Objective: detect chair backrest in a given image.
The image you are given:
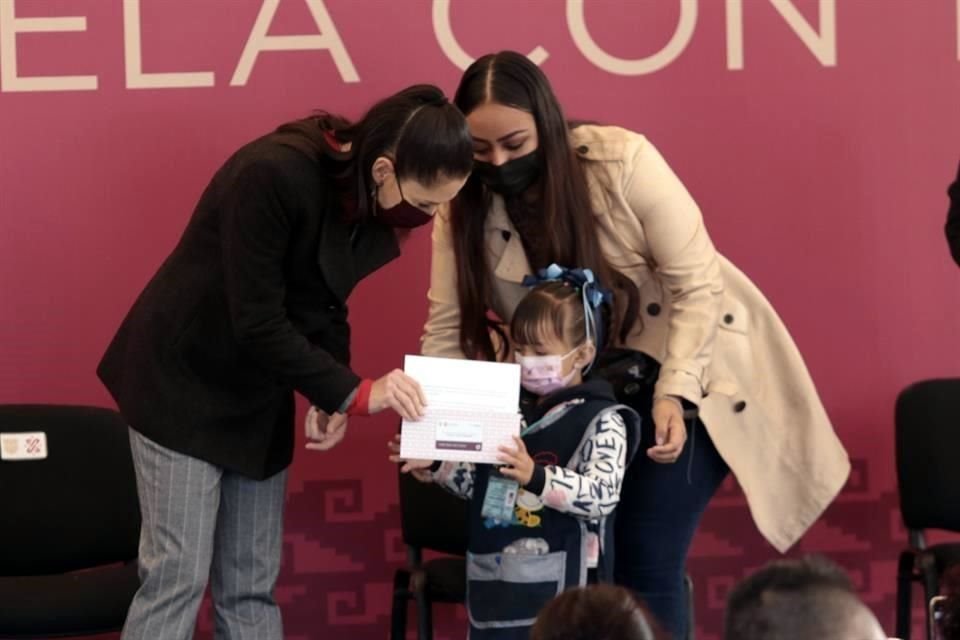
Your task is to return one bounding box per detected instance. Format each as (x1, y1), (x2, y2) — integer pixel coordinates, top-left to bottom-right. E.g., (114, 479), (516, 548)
(895, 380), (960, 533)
(0, 405), (140, 576)
(398, 466), (469, 557)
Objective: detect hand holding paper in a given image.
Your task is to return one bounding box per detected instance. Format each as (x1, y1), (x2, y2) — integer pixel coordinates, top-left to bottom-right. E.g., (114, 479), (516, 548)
(496, 435), (535, 485)
(370, 369), (427, 420)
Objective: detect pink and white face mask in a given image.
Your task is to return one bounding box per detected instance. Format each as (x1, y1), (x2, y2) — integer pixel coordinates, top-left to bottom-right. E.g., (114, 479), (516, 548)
(516, 347), (580, 396)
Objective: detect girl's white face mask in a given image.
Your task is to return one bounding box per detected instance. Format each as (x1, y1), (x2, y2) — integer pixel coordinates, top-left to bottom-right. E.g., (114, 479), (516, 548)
(515, 347), (580, 396)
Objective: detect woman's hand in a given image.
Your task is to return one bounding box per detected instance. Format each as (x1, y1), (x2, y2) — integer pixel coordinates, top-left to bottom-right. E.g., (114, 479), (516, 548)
(648, 396), (687, 463)
(497, 435), (535, 485)
(304, 407), (349, 451)
(369, 369), (427, 420)
(388, 434), (435, 482)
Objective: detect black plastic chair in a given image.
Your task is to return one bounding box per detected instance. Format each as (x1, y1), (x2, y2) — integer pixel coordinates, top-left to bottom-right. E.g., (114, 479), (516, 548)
(894, 380), (960, 640)
(0, 405), (141, 638)
(390, 466), (469, 640)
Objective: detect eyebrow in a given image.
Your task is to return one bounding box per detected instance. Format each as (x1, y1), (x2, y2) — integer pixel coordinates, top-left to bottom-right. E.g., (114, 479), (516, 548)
(400, 187), (436, 206)
(472, 129), (528, 144)
(409, 194), (439, 207)
(516, 342), (544, 349)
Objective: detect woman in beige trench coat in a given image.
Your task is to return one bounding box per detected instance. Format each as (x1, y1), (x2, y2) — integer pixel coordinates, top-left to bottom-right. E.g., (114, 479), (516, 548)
(420, 51), (849, 636)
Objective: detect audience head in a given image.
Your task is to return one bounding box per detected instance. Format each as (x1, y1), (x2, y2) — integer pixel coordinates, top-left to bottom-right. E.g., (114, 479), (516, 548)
(530, 584), (657, 640)
(939, 564), (960, 640)
(724, 555), (885, 640)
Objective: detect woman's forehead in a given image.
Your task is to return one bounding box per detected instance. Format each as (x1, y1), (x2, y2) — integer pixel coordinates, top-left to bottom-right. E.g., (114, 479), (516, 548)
(467, 103), (535, 140)
(400, 174), (467, 203)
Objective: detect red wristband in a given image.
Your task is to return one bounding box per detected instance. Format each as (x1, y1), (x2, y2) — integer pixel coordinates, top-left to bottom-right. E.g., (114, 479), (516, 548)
(346, 379), (373, 417)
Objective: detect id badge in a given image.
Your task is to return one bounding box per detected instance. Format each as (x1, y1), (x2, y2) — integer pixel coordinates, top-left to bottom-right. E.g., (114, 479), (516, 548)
(481, 470), (519, 522)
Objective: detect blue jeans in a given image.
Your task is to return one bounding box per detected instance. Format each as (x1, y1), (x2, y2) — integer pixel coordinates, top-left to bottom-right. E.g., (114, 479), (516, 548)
(614, 416), (729, 638)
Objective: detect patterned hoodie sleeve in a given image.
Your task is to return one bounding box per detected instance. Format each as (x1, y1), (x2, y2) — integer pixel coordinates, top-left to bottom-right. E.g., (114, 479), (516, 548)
(432, 461), (476, 500)
(526, 410), (628, 520)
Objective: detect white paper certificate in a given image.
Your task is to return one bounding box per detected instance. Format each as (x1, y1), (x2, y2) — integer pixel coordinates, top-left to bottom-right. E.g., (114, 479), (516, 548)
(400, 355), (521, 463)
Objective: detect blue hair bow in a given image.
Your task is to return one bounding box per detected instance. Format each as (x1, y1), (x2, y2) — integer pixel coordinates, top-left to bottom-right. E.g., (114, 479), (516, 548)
(521, 264), (613, 310)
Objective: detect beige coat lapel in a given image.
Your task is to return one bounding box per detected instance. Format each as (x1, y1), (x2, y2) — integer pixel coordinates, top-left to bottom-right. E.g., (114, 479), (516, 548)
(487, 195), (532, 285)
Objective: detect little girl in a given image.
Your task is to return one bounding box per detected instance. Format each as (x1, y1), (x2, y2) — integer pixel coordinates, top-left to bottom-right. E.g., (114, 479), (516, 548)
(392, 265), (641, 640)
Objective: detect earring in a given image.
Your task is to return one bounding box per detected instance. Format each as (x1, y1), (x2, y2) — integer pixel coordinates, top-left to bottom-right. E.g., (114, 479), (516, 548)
(370, 183), (379, 217)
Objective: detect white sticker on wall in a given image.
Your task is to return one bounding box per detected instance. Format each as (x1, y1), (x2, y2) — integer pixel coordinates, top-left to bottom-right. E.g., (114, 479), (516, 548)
(0, 432), (48, 461)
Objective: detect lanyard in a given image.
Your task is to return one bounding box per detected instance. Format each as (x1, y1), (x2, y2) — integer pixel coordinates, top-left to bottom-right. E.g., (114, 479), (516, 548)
(519, 399), (584, 437)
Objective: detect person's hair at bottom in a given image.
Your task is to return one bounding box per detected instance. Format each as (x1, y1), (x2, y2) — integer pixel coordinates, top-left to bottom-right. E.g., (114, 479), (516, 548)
(724, 554), (863, 640)
(529, 584), (658, 640)
(941, 564), (960, 640)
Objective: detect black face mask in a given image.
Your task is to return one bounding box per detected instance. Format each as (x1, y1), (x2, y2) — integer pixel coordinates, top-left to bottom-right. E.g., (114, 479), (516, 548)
(473, 151), (540, 196)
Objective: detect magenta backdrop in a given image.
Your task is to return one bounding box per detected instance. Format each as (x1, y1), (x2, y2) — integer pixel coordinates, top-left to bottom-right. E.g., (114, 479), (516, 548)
(2, 1), (959, 637)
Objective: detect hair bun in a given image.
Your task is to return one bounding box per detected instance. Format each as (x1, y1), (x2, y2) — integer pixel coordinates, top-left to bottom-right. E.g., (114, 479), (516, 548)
(423, 93), (449, 107)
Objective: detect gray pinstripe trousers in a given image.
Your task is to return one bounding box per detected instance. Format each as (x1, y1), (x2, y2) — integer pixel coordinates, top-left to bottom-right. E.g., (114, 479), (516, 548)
(122, 429), (287, 640)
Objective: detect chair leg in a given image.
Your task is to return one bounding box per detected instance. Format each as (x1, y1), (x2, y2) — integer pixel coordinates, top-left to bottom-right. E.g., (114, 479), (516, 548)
(424, 598), (435, 640)
(415, 590), (434, 640)
(391, 569), (411, 640)
(897, 550), (916, 640)
(685, 573), (695, 640)
(919, 553), (940, 640)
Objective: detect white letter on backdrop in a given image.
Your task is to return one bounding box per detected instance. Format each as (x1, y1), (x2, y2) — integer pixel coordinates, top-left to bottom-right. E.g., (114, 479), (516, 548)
(0, 0), (97, 92)
(231, 0), (357, 86)
(726, 0), (836, 70)
(432, 0), (549, 70)
(566, 0), (697, 75)
(123, 0), (214, 89)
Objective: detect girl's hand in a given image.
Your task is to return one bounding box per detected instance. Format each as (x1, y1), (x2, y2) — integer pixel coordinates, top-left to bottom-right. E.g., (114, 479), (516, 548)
(497, 435), (535, 485)
(388, 434), (435, 481)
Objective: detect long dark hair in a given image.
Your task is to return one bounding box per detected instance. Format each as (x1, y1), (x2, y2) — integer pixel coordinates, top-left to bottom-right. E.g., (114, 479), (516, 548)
(278, 84), (473, 221)
(451, 52), (639, 360)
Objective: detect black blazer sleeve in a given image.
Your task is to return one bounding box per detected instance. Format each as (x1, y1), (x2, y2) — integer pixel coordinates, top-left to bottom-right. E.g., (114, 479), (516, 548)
(219, 159), (360, 414)
(947, 161), (960, 267)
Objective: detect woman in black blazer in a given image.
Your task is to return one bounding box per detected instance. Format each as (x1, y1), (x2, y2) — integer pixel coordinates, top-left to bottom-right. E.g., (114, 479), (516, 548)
(97, 85), (473, 639)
